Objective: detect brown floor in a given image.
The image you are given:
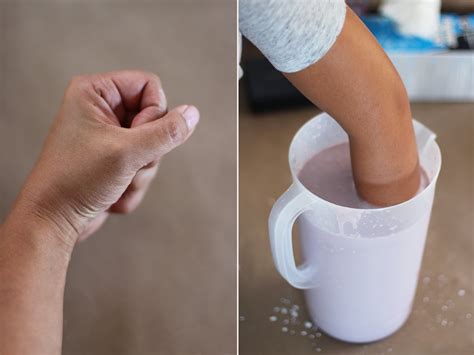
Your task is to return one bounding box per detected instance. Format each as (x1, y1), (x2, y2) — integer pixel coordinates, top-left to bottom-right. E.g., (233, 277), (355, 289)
(0, 2), (236, 355)
(239, 85), (474, 354)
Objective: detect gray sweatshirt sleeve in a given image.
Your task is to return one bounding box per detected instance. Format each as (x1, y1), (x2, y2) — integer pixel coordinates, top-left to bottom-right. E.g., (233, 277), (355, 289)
(239, 0), (347, 73)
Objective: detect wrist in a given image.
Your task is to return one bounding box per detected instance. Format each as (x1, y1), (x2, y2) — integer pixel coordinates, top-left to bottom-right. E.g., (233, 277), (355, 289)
(349, 125), (421, 206)
(3, 198), (77, 260)
(353, 160), (421, 206)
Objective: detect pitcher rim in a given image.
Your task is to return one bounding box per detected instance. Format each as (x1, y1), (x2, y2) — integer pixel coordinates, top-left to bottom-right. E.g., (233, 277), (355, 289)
(288, 112), (442, 213)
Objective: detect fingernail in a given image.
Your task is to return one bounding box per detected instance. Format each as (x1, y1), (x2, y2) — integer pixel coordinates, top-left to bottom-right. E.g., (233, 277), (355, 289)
(182, 105), (199, 130)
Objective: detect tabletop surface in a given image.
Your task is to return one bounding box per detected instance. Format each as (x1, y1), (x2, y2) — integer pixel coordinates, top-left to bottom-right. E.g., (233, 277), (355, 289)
(239, 87), (474, 355)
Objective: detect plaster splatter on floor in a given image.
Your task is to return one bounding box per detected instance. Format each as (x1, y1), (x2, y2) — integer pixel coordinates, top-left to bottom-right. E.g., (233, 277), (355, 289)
(267, 297), (325, 352)
(417, 273), (473, 331)
(259, 274), (472, 354)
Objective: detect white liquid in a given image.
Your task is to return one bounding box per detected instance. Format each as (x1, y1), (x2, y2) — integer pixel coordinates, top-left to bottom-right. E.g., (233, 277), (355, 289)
(298, 142), (429, 209)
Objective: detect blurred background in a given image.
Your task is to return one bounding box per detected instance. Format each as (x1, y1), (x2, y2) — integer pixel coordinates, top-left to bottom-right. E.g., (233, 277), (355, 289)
(242, 0), (473, 111)
(0, 1), (236, 354)
(239, 0), (473, 354)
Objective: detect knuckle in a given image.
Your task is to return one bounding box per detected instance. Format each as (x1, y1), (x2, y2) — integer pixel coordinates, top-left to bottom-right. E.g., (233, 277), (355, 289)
(128, 178), (140, 193)
(68, 75), (85, 89)
(163, 119), (185, 145)
(121, 202), (135, 214)
(147, 71), (161, 82)
(65, 75), (89, 99)
(112, 190), (141, 214)
(122, 205), (136, 214)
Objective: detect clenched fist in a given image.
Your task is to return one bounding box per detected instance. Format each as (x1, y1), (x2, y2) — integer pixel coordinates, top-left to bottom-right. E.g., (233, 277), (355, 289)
(11, 70), (199, 248)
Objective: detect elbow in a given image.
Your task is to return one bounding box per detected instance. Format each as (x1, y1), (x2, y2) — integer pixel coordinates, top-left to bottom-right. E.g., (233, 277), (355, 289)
(389, 75), (412, 122)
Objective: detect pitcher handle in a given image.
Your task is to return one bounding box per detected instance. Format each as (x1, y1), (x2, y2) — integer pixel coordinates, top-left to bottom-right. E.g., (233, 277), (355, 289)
(269, 184), (318, 289)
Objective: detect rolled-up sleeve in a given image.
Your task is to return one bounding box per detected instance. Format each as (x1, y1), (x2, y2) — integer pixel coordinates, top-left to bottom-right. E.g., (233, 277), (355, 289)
(239, 0), (346, 73)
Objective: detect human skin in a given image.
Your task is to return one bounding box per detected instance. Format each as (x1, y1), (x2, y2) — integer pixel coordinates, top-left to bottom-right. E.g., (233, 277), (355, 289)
(285, 7), (420, 206)
(0, 71), (199, 354)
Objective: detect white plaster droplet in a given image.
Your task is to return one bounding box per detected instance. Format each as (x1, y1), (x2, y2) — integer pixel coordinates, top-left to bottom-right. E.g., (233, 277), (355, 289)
(316, 332), (322, 338)
(422, 276), (431, 285)
(315, 348), (322, 352)
(273, 307), (280, 313)
(466, 313), (472, 319)
(301, 330), (308, 336)
(281, 326), (288, 333)
(304, 321), (313, 329)
(240, 316), (245, 321)
(458, 289), (466, 297)
(441, 319), (448, 326)
(269, 316), (277, 322)
(280, 308), (288, 315)
(282, 319), (289, 325)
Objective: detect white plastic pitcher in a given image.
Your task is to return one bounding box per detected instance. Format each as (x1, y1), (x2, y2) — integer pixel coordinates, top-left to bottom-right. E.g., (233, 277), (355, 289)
(269, 113), (441, 343)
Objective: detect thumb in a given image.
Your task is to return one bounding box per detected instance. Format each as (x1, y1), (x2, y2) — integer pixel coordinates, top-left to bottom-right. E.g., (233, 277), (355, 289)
(130, 105), (200, 160)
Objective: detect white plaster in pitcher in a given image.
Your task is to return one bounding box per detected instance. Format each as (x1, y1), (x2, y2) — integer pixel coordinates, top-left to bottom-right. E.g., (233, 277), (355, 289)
(271, 114), (442, 342)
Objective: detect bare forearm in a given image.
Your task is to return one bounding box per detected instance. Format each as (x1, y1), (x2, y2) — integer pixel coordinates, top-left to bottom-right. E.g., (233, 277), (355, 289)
(0, 203), (71, 354)
(285, 7), (419, 206)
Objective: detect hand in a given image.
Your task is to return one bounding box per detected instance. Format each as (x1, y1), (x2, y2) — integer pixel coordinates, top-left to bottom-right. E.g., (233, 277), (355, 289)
(11, 70), (199, 249)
